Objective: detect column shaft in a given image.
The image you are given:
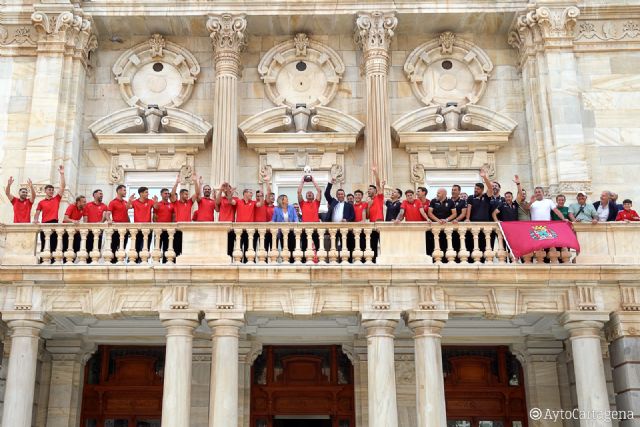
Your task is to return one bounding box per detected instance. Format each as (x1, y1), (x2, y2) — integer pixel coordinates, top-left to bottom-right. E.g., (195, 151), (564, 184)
(1, 318), (45, 427)
(161, 316), (200, 427)
(363, 319), (399, 427)
(208, 318), (243, 427)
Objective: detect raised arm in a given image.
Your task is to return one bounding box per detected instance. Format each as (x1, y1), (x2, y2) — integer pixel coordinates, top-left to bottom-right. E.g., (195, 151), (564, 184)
(479, 168), (491, 195)
(312, 176), (322, 202)
(297, 177), (305, 204)
(170, 174), (180, 203)
(324, 179), (335, 204)
(372, 165), (382, 191)
(191, 172), (200, 202)
(513, 175), (524, 203)
(127, 193), (135, 209)
(28, 178), (35, 203)
(5, 177), (14, 202)
(57, 165), (65, 197)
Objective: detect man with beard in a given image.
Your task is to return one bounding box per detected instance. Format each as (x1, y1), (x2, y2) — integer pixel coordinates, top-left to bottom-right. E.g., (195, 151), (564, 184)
(154, 185), (175, 263)
(5, 176), (36, 223)
(106, 184), (130, 263)
(492, 191), (519, 222)
(367, 166), (385, 223)
(171, 171), (200, 256)
(130, 186), (157, 263)
(197, 178), (217, 221)
(254, 175), (273, 222)
(450, 184), (467, 222)
(62, 195), (87, 258)
(514, 175), (531, 221)
(297, 176), (322, 222)
(385, 188), (403, 222)
(84, 189), (109, 262)
(463, 168), (494, 258)
(216, 182), (237, 222)
(34, 165), (66, 256)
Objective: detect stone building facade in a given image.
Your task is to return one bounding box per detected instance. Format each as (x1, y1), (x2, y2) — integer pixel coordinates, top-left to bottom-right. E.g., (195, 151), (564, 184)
(0, 1), (639, 427)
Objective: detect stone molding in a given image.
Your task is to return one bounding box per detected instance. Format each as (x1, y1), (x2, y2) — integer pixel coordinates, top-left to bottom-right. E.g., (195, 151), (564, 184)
(207, 13), (247, 76)
(0, 25), (38, 47)
(258, 33), (345, 108)
(606, 312), (640, 340)
(404, 31), (493, 107)
(112, 34), (200, 108)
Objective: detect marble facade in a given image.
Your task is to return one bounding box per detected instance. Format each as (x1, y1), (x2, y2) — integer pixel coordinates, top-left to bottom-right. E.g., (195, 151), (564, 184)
(1, 1), (640, 427)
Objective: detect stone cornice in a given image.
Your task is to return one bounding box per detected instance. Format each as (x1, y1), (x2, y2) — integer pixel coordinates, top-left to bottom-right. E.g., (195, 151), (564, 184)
(206, 13), (247, 76)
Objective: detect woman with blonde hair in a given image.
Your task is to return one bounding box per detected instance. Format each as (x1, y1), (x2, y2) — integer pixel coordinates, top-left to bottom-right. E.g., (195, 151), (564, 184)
(271, 194), (298, 223)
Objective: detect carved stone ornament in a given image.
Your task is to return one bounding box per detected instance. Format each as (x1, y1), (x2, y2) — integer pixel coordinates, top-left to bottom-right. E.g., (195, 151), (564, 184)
(258, 33), (345, 108)
(112, 34), (200, 108)
(404, 31), (493, 107)
(354, 11), (398, 53)
(576, 20), (640, 43)
(0, 25), (37, 46)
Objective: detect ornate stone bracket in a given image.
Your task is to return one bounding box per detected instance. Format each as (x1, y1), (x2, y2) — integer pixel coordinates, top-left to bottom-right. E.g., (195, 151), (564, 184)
(371, 282), (390, 310)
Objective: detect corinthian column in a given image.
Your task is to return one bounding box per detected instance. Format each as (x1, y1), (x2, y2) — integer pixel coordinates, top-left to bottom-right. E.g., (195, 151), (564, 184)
(355, 11), (397, 185)
(207, 14), (247, 188)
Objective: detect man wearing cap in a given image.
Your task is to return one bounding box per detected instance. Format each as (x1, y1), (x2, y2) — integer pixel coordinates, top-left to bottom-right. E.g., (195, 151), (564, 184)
(568, 192), (598, 224)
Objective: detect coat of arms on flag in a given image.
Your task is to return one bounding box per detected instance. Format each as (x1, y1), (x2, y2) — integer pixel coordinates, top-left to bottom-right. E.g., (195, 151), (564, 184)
(529, 225), (558, 241)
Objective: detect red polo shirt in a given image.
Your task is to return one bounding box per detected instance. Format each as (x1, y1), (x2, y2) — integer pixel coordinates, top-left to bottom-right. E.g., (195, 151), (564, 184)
(368, 194), (384, 222)
(401, 199), (423, 221)
(254, 203), (268, 223)
(353, 202), (367, 222)
(12, 198), (33, 223)
(84, 201), (108, 223)
(64, 204), (84, 221)
(108, 198), (129, 223)
(419, 198), (430, 218)
(218, 197), (237, 222)
(299, 200), (320, 222)
(197, 197), (215, 221)
(37, 194), (62, 223)
(616, 209), (640, 221)
(235, 199), (256, 222)
(174, 199), (193, 222)
(132, 198), (153, 223)
(155, 200), (174, 222)
(265, 205), (274, 223)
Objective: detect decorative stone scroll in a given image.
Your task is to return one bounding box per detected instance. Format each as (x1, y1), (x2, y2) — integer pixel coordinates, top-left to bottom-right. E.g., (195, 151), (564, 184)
(404, 31), (493, 107)
(112, 34), (200, 108)
(258, 33), (345, 108)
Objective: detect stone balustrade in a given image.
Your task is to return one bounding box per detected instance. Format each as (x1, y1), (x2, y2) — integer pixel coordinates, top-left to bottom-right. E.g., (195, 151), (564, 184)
(0, 222), (639, 267)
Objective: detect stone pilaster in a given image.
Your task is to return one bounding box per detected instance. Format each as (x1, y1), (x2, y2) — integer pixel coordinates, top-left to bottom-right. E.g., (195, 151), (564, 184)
(512, 338), (565, 427)
(24, 5), (96, 197)
(0, 311), (45, 427)
(160, 311), (201, 427)
(207, 13), (247, 188)
(560, 311), (613, 427)
(508, 4), (591, 197)
(606, 312), (640, 426)
(206, 310), (245, 427)
(361, 311), (400, 427)
(404, 310), (448, 427)
(355, 11), (397, 185)
(45, 339), (97, 427)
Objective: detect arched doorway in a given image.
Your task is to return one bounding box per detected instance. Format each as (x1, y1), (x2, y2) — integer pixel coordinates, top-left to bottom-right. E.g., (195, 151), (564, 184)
(444, 346), (528, 427)
(250, 345), (355, 427)
(80, 346), (164, 427)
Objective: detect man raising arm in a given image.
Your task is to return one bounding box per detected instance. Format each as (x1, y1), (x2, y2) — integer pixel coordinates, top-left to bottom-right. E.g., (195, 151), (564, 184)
(6, 176), (36, 223)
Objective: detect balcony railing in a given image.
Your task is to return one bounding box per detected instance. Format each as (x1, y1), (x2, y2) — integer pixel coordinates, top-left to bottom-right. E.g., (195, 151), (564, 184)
(3, 222), (637, 267)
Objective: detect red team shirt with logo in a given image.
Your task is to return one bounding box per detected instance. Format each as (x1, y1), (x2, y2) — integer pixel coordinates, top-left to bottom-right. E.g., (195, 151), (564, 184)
(353, 202), (367, 222)
(218, 197), (238, 221)
(368, 194), (385, 222)
(132, 199), (153, 222)
(37, 194), (62, 223)
(84, 201), (108, 223)
(174, 199), (194, 222)
(12, 198), (33, 223)
(197, 198), (216, 221)
(64, 204), (84, 221)
(401, 199), (423, 221)
(155, 200), (174, 222)
(235, 199), (257, 222)
(265, 205), (274, 222)
(299, 200), (320, 222)
(108, 198), (130, 223)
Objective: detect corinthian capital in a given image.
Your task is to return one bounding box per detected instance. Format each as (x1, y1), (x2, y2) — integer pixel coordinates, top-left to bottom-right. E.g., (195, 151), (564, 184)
(207, 13), (247, 54)
(354, 11), (397, 53)
(535, 6), (580, 43)
(508, 5), (579, 57)
(31, 10), (82, 38)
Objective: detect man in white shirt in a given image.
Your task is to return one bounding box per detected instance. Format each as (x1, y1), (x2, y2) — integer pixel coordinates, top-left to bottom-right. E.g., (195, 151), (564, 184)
(529, 186), (567, 221)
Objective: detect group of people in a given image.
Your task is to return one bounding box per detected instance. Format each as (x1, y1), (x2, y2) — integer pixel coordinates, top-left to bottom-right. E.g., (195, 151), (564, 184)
(5, 166), (640, 228)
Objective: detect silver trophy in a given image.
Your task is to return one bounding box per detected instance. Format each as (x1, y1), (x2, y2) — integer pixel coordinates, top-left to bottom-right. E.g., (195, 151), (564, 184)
(303, 165), (313, 182)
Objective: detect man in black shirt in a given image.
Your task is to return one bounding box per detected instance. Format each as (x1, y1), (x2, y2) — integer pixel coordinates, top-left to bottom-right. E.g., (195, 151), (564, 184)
(492, 191), (519, 222)
(428, 188), (457, 223)
(451, 184), (467, 221)
(385, 188), (403, 221)
(463, 169), (494, 257)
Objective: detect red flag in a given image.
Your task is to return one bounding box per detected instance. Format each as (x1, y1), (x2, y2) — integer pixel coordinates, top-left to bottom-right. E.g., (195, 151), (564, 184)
(498, 221), (580, 258)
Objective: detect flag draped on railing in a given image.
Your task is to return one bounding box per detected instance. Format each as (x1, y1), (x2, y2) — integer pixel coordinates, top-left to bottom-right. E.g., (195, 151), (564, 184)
(498, 221), (580, 258)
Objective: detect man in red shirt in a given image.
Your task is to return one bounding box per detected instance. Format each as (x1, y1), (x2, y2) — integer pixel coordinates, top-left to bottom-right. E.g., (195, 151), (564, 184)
(215, 182), (238, 222)
(5, 176), (36, 223)
(416, 186), (431, 221)
(84, 189), (109, 262)
(616, 199), (640, 222)
(254, 175), (273, 222)
(235, 189), (263, 222)
(367, 166), (385, 222)
(62, 195), (86, 256)
(34, 165), (65, 255)
(170, 172), (200, 257)
(395, 190), (423, 222)
(297, 176), (321, 222)
(130, 186), (156, 262)
(154, 186), (175, 262)
(106, 184), (130, 263)
(196, 178), (216, 221)
(353, 190), (368, 222)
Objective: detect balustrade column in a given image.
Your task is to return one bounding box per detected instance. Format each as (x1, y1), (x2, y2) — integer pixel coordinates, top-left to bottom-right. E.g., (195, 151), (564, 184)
(1, 312), (45, 427)
(362, 313), (400, 427)
(355, 12), (397, 184)
(207, 312), (245, 427)
(160, 311), (201, 427)
(207, 14), (247, 187)
(560, 312), (612, 427)
(405, 310), (448, 427)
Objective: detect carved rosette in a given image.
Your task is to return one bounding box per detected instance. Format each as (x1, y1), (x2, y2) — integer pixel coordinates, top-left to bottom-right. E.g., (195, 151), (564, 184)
(258, 33), (345, 108)
(207, 13), (247, 76)
(354, 11), (397, 75)
(404, 32), (493, 107)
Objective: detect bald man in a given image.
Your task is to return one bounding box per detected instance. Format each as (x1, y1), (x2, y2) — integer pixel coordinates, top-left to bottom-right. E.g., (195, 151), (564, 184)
(428, 188), (457, 224)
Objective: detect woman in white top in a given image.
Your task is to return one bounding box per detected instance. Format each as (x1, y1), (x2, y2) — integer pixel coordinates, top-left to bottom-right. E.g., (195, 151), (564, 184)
(529, 187), (568, 221)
